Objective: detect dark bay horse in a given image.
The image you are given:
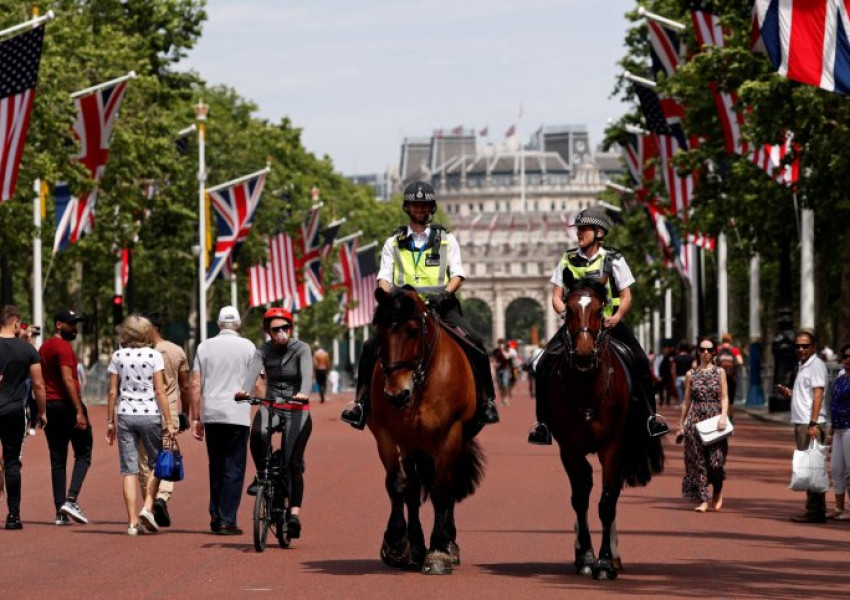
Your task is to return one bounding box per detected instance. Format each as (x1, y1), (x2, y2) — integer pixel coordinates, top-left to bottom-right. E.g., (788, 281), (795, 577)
(541, 278), (664, 580)
(367, 287), (485, 575)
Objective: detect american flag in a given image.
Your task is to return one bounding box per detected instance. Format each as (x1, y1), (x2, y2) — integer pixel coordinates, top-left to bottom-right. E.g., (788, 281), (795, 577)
(54, 78), (130, 250)
(205, 170), (267, 289)
(624, 131), (658, 187)
(752, 0), (850, 93)
(644, 198), (689, 281)
(647, 18), (683, 78)
(686, 231), (717, 251)
(338, 240), (378, 329)
(0, 25), (44, 202)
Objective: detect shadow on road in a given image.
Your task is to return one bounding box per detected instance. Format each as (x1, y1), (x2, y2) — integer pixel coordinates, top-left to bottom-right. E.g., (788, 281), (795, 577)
(302, 559), (389, 576)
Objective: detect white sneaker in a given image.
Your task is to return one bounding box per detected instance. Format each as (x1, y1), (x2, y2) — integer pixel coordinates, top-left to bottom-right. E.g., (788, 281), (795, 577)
(138, 509), (159, 533)
(60, 501), (88, 524)
(127, 525), (147, 535)
(27, 428), (36, 436)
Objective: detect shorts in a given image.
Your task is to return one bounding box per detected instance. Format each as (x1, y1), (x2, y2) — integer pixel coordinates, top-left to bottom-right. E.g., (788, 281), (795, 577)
(117, 415), (163, 476)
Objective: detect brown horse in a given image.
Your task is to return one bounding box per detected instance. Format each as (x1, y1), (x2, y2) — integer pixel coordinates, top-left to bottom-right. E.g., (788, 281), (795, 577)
(367, 286), (485, 575)
(541, 278), (664, 580)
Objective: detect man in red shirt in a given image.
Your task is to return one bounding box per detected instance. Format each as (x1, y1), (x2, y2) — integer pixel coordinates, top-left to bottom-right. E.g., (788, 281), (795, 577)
(39, 309), (92, 526)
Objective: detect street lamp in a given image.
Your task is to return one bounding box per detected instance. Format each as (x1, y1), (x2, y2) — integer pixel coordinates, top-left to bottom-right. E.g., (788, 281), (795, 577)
(195, 100), (208, 344)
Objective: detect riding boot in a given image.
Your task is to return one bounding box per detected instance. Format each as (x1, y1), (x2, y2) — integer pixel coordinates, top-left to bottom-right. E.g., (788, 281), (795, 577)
(471, 350), (499, 425)
(341, 338), (379, 430)
(635, 370), (670, 437)
(528, 352), (553, 445)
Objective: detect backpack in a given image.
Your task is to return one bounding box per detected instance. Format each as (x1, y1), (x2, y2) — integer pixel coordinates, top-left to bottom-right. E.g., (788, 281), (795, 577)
(718, 346), (737, 381)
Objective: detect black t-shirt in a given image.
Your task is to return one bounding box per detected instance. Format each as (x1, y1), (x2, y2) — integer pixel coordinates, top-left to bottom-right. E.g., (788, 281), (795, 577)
(0, 337), (40, 416)
(674, 353), (694, 377)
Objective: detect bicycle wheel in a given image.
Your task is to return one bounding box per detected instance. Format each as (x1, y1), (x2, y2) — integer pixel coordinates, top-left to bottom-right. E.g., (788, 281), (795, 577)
(253, 484), (271, 552)
(275, 512), (291, 548)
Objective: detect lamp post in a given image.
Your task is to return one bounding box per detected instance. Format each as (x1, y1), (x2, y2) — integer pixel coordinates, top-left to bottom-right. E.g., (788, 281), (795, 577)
(195, 100), (208, 344)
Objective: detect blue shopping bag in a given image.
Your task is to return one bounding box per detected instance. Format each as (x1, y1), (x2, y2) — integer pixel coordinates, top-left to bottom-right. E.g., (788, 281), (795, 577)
(154, 439), (184, 482)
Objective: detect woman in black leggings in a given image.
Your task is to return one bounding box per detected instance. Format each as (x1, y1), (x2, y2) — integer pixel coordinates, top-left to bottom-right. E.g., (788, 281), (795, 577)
(236, 307), (312, 539)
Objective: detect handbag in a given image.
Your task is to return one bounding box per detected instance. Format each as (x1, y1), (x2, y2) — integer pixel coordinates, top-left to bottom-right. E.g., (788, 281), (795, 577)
(695, 415), (734, 445)
(154, 438), (184, 482)
(789, 439), (829, 493)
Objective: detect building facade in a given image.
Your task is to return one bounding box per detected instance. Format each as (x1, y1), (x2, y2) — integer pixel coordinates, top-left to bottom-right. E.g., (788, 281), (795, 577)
(398, 126), (622, 345)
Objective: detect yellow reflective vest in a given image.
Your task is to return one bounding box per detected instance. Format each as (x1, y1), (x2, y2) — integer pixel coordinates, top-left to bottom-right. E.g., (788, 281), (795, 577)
(390, 227), (450, 295)
(560, 247), (620, 318)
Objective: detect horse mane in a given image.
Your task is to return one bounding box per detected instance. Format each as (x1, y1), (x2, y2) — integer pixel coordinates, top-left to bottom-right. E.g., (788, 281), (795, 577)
(372, 286), (425, 328)
(567, 278), (609, 304)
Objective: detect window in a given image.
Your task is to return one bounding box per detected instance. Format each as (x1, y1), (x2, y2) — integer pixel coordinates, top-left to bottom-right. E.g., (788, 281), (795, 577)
(495, 202), (500, 211)
(521, 263), (527, 275)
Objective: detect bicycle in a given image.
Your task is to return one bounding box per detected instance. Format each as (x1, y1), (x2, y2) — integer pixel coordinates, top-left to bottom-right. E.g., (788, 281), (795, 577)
(238, 396), (292, 552)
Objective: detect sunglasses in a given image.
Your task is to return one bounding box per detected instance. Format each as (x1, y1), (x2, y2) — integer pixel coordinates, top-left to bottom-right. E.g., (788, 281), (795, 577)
(698, 347), (714, 353)
(794, 343), (812, 349)
(270, 325), (291, 334)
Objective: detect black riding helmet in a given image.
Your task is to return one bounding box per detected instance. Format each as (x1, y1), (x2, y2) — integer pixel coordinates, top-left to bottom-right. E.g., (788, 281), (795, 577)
(573, 206), (612, 240)
(403, 180), (438, 223)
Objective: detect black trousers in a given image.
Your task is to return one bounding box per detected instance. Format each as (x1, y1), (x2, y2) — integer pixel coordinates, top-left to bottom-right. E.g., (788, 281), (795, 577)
(250, 408), (312, 507)
(535, 321), (656, 423)
(205, 423), (250, 527)
(44, 401), (93, 511)
(0, 409), (26, 516)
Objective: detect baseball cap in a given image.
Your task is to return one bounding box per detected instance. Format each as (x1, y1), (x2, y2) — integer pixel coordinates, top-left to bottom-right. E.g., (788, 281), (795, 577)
(54, 309), (85, 324)
(217, 306), (241, 324)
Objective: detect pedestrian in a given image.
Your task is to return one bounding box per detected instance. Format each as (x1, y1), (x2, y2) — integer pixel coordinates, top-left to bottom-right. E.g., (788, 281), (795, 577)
(340, 181), (498, 429)
(104, 315), (176, 535)
(237, 307), (313, 540)
(826, 343), (850, 520)
(529, 206), (669, 445)
(659, 340), (678, 407)
(776, 329), (828, 523)
(493, 339), (512, 407)
(313, 343), (330, 403)
(39, 309), (93, 526)
(674, 341), (694, 407)
(138, 311), (190, 528)
(17, 324), (38, 436)
(0, 305), (47, 530)
(190, 306), (255, 535)
(678, 337), (729, 513)
(718, 333), (744, 417)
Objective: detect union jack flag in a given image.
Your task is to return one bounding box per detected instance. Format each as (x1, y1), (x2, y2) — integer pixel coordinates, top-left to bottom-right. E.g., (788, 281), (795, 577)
(54, 79), (130, 250)
(751, 132), (801, 186)
(687, 231), (717, 251)
(205, 169), (267, 289)
(691, 2), (727, 49)
(0, 25), (44, 202)
(647, 18), (684, 78)
(752, 0), (850, 93)
(297, 205), (325, 307)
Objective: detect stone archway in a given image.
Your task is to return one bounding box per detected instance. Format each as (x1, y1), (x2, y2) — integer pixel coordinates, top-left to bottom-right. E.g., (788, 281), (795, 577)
(505, 297), (545, 345)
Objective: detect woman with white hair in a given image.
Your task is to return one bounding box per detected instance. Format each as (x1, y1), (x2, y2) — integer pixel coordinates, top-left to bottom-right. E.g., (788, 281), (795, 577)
(105, 315), (176, 535)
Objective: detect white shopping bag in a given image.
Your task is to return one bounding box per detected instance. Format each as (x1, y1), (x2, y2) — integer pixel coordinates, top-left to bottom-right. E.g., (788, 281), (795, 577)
(789, 439), (830, 493)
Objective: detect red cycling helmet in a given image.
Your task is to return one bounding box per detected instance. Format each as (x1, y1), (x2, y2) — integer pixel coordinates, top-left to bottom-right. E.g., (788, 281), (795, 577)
(262, 307), (293, 328)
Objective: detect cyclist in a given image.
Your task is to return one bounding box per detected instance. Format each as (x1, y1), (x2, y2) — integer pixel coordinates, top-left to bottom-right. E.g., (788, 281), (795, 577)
(235, 307), (312, 539)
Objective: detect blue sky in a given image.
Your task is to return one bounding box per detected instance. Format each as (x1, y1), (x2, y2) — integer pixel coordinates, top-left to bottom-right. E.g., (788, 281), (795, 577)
(181, 0), (635, 175)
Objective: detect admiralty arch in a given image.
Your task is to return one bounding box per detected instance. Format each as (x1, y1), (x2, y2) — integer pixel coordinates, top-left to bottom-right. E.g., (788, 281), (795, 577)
(398, 125), (622, 346)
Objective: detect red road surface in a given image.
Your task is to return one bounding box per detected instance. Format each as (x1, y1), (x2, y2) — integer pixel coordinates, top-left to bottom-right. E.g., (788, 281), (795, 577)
(1, 389), (847, 599)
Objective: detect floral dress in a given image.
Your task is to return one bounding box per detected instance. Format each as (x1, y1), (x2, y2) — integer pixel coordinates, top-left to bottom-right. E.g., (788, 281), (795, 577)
(682, 366), (728, 503)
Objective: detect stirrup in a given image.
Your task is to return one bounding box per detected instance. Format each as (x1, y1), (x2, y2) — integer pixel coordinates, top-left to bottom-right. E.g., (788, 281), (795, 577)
(647, 414), (670, 437)
(527, 422), (552, 446)
(341, 402), (366, 430)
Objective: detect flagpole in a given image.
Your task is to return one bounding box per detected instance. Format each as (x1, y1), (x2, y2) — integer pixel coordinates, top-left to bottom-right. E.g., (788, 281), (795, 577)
(0, 10), (54, 39)
(519, 104), (526, 213)
(357, 241), (378, 252)
(196, 100), (208, 344)
(32, 180), (43, 342)
(623, 72), (657, 88)
(637, 6), (686, 30)
(605, 181), (635, 194)
(70, 71), (137, 99)
(333, 231), (363, 247)
(717, 232), (728, 338)
(206, 166), (271, 193)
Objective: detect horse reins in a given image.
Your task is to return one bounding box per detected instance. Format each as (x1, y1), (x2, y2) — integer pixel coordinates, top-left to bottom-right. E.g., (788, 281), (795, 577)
(562, 313), (610, 372)
(381, 311), (438, 388)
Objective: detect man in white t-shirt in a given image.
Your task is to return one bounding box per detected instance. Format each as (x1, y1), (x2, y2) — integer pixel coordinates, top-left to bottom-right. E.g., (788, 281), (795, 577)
(190, 306), (256, 535)
(777, 329), (828, 523)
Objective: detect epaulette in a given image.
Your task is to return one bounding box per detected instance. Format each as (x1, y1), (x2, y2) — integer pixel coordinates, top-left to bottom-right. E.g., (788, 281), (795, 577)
(604, 246), (622, 259)
(431, 223), (448, 233)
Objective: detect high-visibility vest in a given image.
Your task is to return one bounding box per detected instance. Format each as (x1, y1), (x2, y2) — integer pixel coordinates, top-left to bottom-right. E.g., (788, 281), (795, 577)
(560, 247), (620, 318)
(390, 227), (450, 295)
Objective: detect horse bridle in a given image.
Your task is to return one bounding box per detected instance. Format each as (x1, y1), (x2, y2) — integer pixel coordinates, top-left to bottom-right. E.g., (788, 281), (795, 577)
(562, 303), (610, 372)
(380, 311), (437, 388)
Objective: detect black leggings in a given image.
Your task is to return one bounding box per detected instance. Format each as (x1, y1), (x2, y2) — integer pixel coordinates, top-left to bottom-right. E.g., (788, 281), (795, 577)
(0, 410), (26, 516)
(250, 408), (312, 507)
(44, 401), (93, 510)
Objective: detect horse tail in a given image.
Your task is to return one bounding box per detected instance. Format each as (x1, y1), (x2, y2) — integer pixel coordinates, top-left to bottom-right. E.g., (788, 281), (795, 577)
(451, 439), (486, 502)
(620, 401), (665, 487)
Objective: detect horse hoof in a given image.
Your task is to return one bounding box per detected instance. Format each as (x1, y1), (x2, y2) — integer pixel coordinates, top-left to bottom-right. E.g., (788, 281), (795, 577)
(409, 544), (427, 569)
(447, 541), (461, 565)
(592, 558), (618, 581)
(422, 551), (453, 575)
(380, 538), (411, 569)
(574, 549), (596, 576)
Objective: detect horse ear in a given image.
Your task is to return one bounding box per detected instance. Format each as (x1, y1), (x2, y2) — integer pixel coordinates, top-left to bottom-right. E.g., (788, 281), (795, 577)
(375, 287), (389, 303)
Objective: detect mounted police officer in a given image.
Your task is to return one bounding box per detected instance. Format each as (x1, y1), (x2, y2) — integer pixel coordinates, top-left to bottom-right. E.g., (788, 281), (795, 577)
(340, 181), (499, 430)
(527, 206), (670, 445)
